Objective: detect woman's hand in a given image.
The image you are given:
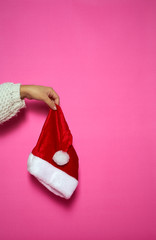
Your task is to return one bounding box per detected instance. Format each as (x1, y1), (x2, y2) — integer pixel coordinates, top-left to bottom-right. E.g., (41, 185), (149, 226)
(20, 85), (60, 110)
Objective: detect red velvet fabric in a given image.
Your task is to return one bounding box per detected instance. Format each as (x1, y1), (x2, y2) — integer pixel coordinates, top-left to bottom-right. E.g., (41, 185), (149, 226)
(32, 105), (79, 180)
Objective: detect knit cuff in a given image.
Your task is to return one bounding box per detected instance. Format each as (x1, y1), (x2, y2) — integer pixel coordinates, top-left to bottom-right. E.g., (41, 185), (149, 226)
(10, 83), (26, 109)
(0, 82), (26, 124)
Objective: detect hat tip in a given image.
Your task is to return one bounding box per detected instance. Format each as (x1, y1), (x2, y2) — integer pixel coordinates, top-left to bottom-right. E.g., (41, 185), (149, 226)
(52, 150), (70, 166)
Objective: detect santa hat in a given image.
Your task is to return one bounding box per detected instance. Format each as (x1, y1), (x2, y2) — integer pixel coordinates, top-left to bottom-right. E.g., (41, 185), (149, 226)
(27, 104), (79, 199)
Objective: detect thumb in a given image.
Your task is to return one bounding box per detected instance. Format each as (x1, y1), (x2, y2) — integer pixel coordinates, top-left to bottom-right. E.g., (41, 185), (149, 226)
(44, 97), (57, 110)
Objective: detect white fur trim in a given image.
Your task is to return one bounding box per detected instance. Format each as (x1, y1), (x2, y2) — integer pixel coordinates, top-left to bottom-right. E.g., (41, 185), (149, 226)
(52, 150), (70, 166)
(27, 153), (78, 199)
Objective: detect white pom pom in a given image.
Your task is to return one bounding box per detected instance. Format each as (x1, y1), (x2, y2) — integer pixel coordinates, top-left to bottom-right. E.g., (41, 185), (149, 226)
(52, 150), (70, 166)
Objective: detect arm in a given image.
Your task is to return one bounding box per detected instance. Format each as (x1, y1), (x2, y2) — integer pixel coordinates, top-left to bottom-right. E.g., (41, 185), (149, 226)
(0, 83), (60, 124)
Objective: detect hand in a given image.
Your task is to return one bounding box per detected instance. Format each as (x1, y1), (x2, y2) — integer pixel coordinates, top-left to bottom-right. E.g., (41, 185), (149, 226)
(20, 85), (60, 110)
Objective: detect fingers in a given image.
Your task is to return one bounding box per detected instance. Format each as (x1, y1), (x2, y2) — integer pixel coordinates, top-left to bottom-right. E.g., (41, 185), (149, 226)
(54, 97), (60, 105)
(44, 97), (57, 110)
(48, 88), (60, 106)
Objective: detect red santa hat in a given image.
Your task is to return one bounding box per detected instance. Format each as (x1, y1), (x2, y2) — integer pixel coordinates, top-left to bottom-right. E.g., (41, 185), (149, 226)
(27, 104), (79, 199)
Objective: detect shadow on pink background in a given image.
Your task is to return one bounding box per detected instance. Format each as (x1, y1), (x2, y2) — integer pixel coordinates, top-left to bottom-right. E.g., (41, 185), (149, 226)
(0, 0), (156, 239)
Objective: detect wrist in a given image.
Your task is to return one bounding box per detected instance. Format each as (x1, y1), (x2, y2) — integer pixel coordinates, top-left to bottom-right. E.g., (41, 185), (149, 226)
(20, 85), (28, 99)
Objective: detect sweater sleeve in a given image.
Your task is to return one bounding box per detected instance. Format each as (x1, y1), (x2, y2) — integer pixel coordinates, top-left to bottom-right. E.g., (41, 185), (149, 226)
(0, 82), (26, 124)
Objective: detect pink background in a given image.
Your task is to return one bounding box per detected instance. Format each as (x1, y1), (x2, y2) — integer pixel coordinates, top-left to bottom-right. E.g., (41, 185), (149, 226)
(0, 0), (156, 239)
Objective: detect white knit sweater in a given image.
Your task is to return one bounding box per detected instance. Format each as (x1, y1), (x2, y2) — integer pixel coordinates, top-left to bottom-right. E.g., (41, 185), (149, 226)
(0, 82), (26, 124)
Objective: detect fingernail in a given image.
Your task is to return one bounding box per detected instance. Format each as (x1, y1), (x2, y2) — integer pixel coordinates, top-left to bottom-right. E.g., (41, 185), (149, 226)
(53, 106), (57, 110)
